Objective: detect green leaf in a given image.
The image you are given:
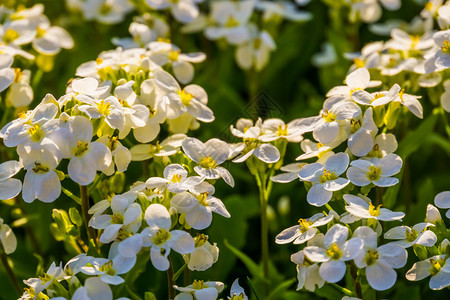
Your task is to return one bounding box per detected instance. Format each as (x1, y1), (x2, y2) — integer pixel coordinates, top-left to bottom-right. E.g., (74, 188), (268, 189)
(69, 207), (83, 227)
(397, 112), (438, 158)
(267, 278), (297, 300)
(224, 239), (262, 279)
(144, 292), (157, 300)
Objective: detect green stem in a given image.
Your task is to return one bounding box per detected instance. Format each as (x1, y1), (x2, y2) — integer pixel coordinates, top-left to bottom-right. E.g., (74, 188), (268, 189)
(350, 262), (363, 299)
(0, 250), (21, 295)
(167, 255), (175, 300)
(172, 263), (186, 282)
(61, 186), (81, 204)
(440, 108), (450, 138)
(255, 171), (269, 295)
(88, 173), (105, 193)
(329, 282), (354, 297)
(80, 185), (96, 243)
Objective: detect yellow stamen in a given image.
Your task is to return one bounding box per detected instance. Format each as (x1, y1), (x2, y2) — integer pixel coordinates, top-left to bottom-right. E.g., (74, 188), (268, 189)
(178, 89), (194, 106)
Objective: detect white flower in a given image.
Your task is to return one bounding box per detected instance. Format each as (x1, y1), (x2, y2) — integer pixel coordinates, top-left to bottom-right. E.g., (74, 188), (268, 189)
(235, 28), (276, 71)
(0, 218), (17, 254)
(130, 134), (186, 161)
(89, 194), (141, 243)
(154, 71), (214, 123)
(228, 279), (248, 299)
(149, 41), (206, 84)
(303, 224), (363, 283)
(32, 19), (74, 55)
(351, 84), (399, 107)
(256, 1), (311, 22)
(426, 204), (443, 224)
(81, 0), (134, 24)
(406, 255), (450, 290)
(97, 135), (131, 176)
(24, 262), (65, 296)
(270, 162), (305, 183)
(18, 140), (62, 203)
(275, 211), (337, 245)
(425, 29), (450, 73)
(170, 182), (231, 230)
(146, 0), (200, 23)
(184, 234), (219, 271)
(347, 154), (402, 187)
(312, 101), (361, 144)
(353, 226), (407, 291)
(67, 116), (112, 185)
(78, 95), (126, 131)
(384, 223), (437, 248)
(365, 133), (398, 158)
(146, 163), (204, 193)
(298, 153), (350, 206)
(5, 69), (33, 108)
(393, 87), (423, 119)
(296, 139), (334, 162)
(0, 160), (22, 200)
(434, 191), (450, 218)
(174, 280), (224, 300)
(182, 137), (234, 187)
(290, 249), (324, 292)
(230, 119), (281, 164)
(80, 255), (135, 285)
(260, 118), (304, 143)
(205, 0), (254, 45)
(346, 107), (378, 157)
(141, 204), (195, 271)
(326, 68), (381, 100)
(344, 194), (405, 221)
(72, 277), (113, 300)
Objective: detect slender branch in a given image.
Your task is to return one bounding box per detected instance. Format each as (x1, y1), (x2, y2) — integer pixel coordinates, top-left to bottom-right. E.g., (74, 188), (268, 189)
(329, 283), (354, 297)
(350, 262), (363, 299)
(0, 250), (21, 295)
(167, 255), (175, 299)
(80, 185), (96, 243)
(255, 171), (269, 295)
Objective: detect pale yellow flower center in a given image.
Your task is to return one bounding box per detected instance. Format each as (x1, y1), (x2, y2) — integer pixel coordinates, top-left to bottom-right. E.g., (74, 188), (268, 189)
(152, 228), (171, 245)
(32, 162), (50, 174)
(326, 243), (343, 260)
(367, 165), (382, 181)
(97, 99), (111, 116)
(321, 109), (336, 122)
(368, 203), (382, 217)
(2, 29), (19, 44)
(319, 169), (338, 183)
(199, 155), (216, 169)
(28, 124), (44, 142)
(74, 141), (89, 157)
(364, 249), (379, 266)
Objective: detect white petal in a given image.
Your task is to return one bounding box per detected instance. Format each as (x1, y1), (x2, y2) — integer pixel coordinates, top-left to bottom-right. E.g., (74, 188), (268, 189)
(0, 179), (22, 200)
(319, 260), (346, 283)
(303, 246), (329, 262)
(145, 204), (171, 230)
(307, 184), (332, 207)
(171, 230), (195, 254)
(366, 261), (397, 291)
(324, 153), (349, 175)
(347, 167), (371, 186)
(435, 191), (450, 209)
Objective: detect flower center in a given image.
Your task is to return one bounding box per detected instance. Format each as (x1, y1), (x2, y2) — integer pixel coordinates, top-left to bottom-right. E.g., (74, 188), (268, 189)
(367, 165), (381, 181)
(28, 123), (44, 142)
(199, 155), (216, 169)
(36, 26), (46, 39)
(152, 228), (171, 245)
(410, 35), (420, 48)
(2, 29), (19, 44)
(276, 124), (288, 136)
(97, 99), (111, 116)
(441, 41), (450, 54)
(32, 162), (49, 174)
(168, 50), (180, 62)
(321, 109), (336, 122)
(429, 258), (445, 276)
(99, 3), (112, 15)
(197, 192), (209, 207)
(353, 58), (365, 68)
(225, 16), (239, 27)
(364, 249), (379, 266)
(319, 169), (338, 183)
(405, 228), (418, 242)
(74, 141), (89, 157)
(171, 174), (182, 183)
(326, 243), (343, 260)
(99, 261), (116, 276)
(298, 218), (313, 233)
(194, 233), (208, 247)
(178, 89), (194, 106)
(111, 213), (124, 224)
(192, 279), (207, 290)
(368, 203), (382, 217)
(350, 119), (361, 133)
